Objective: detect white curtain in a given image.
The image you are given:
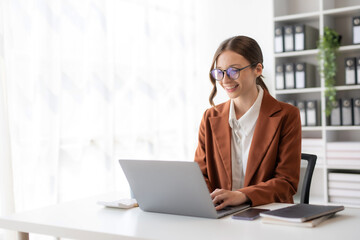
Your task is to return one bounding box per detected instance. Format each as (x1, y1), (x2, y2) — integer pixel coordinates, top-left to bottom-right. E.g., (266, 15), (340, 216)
(0, 0), (196, 239)
(0, 1), (16, 239)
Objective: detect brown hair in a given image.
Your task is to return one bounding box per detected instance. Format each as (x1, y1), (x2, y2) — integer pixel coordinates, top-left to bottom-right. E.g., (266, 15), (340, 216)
(209, 36), (268, 107)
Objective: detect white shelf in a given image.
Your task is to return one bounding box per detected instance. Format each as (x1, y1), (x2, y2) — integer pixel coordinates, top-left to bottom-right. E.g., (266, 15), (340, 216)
(275, 87), (321, 94)
(273, 0), (360, 208)
(326, 165), (360, 170)
(334, 85), (360, 91)
(326, 126), (360, 131)
(302, 126), (322, 131)
(338, 44), (360, 53)
(274, 49), (319, 58)
(323, 5), (360, 17)
(274, 12), (319, 22)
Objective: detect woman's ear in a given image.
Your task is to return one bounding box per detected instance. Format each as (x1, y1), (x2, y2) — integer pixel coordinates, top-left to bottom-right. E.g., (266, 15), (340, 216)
(256, 63), (263, 76)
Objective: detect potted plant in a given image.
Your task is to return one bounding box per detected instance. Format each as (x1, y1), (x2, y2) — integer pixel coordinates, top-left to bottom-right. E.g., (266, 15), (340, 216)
(317, 27), (341, 117)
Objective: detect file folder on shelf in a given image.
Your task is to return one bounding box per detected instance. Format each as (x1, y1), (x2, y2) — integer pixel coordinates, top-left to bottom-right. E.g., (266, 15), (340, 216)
(274, 26), (284, 53)
(354, 98), (360, 125)
(357, 57), (360, 84)
(284, 25), (294, 52)
(294, 24), (319, 51)
(296, 101), (306, 126)
(306, 100), (318, 126)
(342, 99), (354, 126)
(295, 63), (315, 88)
(330, 99), (342, 126)
(275, 64), (285, 89)
(353, 16), (360, 44)
(285, 63), (295, 89)
(345, 58), (357, 85)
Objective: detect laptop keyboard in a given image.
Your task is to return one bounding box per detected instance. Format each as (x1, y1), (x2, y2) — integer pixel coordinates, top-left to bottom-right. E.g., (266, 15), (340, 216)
(216, 206), (234, 214)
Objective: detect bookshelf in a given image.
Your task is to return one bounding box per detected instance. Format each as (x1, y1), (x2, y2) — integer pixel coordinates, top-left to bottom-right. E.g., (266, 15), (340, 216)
(273, 0), (360, 207)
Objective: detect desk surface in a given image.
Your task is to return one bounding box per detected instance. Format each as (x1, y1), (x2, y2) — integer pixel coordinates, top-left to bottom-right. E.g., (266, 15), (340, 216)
(0, 193), (359, 240)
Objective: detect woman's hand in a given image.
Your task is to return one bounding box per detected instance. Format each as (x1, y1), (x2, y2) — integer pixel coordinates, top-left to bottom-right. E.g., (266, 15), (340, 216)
(210, 189), (249, 211)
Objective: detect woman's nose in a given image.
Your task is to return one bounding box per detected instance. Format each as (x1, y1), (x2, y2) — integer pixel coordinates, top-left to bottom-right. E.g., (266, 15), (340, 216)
(222, 73), (232, 84)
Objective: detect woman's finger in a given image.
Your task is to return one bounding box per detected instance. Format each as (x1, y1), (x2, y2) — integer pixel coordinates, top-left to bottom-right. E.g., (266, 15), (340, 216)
(212, 194), (224, 204)
(210, 188), (224, 199)
(215, 201), (228, 211)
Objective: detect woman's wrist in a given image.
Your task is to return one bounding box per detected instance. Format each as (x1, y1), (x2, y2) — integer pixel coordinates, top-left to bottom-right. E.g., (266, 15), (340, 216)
(238, 191), (250, 203)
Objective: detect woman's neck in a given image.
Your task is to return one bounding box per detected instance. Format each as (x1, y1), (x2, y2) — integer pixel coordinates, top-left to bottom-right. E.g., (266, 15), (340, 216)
(233, 86), (259, 120)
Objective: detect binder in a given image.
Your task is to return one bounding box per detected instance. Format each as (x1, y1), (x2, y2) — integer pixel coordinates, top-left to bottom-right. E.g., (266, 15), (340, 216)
(296, 101), (306, 126)
(354, 98), (360, 125)
(357, 57), (360, 85)
(341, 99), (354, 126)
(275, 64), (285, 89)
(345, 58), (357, 85)
(295, 63), (315, 88)
(330, 99), (342, 126)
(284, 25), (294, 52)
(274, 26), (284, 53)
(306, 100), (318, 126)
(353, 16), (360, 44)
(294, 24), (319, 51)
(285, 63), (295, 89)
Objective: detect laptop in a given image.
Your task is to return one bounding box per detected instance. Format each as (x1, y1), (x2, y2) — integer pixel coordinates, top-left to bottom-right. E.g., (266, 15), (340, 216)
(119, 159), (250, 218)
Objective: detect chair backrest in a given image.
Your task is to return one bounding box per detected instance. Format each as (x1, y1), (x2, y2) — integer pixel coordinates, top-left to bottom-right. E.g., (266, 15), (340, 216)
(300, 153), (317, 204)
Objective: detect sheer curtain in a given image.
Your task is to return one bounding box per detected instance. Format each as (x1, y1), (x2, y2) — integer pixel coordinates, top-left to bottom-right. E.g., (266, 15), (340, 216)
(0, 0), (196, 239)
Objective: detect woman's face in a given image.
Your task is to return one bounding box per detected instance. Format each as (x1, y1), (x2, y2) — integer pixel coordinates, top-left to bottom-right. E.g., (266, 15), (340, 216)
(215, 50), (260, 100)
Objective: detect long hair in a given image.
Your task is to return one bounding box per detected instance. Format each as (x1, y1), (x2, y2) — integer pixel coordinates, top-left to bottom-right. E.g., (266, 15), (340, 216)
(209, 36), (268, 108)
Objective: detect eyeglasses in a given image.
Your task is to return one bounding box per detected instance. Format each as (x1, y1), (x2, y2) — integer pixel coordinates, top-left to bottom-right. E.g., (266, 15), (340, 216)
(210, 63), (256, 81)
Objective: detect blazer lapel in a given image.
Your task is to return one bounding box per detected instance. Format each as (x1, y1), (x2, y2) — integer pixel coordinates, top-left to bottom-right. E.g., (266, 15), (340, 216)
(209, 101), (232, 185)
(244, 91), (282, 187)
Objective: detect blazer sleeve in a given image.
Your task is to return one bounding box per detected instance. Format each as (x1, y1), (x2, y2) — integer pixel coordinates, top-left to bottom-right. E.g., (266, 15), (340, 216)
(240, 106), (302, 206)
(194, 110), (213, 192)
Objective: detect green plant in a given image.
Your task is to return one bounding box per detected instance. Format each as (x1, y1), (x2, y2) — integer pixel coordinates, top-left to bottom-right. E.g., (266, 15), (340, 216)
(317, 27), (341, 117)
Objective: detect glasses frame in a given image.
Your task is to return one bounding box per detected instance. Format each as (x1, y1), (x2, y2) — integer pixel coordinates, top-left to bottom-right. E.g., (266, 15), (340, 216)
(210, 63), (257, 81)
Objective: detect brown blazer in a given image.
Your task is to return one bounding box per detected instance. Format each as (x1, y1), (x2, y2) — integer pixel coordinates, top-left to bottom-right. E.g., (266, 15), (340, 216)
(194, 89), (301, 206)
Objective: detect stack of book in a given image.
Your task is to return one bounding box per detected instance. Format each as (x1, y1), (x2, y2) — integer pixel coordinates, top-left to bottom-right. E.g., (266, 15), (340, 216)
(302, 138), (323, 165)
(326, 142), (360, 166)
(260, 204), (344, 228)
(328, 171), (360, 206)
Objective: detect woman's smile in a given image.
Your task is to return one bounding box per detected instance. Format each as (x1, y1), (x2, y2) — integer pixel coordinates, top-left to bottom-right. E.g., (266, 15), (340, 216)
(224, 84), (239, 92)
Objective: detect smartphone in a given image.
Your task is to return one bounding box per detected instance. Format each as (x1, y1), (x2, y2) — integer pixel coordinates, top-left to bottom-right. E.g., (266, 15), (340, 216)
(231, 208), (269, 220)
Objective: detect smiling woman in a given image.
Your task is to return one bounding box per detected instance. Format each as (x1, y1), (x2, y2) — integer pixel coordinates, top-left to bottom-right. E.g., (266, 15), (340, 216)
(195, 35), (302, 211)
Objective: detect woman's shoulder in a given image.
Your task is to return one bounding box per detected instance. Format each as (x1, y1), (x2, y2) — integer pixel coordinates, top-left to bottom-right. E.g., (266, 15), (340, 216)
(202, 100), (230, 118)
(262, 90), (299, 116)
(274, 99), (300, 124)
(278, 101), (299, 113)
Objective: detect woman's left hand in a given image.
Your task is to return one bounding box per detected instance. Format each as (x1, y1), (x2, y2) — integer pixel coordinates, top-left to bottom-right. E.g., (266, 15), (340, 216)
(210, 189), (249, 210)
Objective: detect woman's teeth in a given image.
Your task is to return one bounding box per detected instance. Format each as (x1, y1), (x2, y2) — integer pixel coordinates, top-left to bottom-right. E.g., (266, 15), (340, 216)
(226, 85), (238, 90)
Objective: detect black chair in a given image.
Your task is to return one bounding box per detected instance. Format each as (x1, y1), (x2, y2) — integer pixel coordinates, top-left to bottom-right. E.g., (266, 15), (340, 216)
(300, 153), (317, 204)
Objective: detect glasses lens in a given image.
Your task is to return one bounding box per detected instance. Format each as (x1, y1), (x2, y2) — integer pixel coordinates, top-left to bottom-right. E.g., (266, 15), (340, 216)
(227, 67), (240, 80)
(211, 69), (223, 81)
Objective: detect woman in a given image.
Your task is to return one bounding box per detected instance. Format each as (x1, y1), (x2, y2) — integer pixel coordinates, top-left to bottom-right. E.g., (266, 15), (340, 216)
(194, 36), (301, 210)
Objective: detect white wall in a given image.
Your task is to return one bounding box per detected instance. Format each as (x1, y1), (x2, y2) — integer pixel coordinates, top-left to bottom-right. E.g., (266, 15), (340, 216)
(186, 0), (274, 160)
(194, 0), (274, 112)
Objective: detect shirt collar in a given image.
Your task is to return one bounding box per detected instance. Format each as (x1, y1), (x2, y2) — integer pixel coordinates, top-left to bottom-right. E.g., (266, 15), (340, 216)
(228, 86), (264, 136)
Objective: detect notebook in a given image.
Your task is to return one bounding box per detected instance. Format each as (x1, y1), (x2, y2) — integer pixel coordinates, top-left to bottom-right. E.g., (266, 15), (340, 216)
(119, 159), (250, 219)
(259, 204), (344, 223)
(261, 213), (335, 228)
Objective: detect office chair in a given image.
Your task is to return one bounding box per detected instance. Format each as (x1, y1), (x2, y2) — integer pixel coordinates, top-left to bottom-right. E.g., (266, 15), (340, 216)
(300, 153), (317, 204)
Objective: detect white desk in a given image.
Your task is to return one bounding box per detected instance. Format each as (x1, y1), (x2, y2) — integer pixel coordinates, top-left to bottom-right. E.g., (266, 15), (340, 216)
(0, 193), (359, 240)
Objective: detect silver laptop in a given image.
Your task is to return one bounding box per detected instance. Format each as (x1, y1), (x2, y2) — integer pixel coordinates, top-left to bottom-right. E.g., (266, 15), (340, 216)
(119, 159), (250, 218)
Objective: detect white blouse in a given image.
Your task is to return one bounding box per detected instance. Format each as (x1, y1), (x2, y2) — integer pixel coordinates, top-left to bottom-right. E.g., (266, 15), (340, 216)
(229, 86), (264, 190)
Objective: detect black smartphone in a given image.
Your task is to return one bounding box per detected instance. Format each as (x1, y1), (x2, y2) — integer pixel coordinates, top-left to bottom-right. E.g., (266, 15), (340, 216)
(231, 208), (270, 220)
